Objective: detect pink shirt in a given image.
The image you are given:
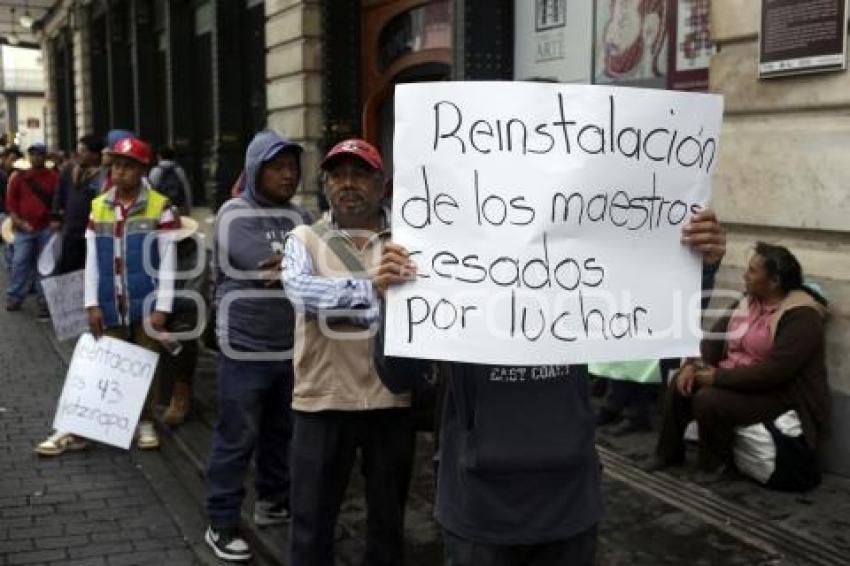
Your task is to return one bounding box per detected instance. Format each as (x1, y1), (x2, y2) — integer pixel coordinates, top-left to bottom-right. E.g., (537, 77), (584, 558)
(719, 300), (778, 370)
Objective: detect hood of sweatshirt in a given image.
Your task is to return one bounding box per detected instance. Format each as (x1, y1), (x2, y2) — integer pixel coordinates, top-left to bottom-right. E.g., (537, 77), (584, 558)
(242, 129), (303, 208)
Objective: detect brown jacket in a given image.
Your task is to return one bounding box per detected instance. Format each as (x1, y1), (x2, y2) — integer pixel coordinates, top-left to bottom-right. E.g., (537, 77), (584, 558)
(288, 222), (410, 412)
(702, 290), (830, 449)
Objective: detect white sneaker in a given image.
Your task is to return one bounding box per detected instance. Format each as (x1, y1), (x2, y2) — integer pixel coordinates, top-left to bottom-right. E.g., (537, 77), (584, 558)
(205, 525), (252, 562)
(136, 421), (160, 450)
(34, 431), (88, 456)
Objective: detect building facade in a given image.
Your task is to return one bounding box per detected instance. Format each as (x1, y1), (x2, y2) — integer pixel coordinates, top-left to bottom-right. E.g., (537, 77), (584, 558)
(35, 0), (850, 475)
(0, 45), (46, 147)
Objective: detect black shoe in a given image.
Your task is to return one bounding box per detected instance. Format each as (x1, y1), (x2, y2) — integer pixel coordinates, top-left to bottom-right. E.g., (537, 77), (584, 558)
(693, 464), (737, 484)
(5, 299), (21, 312)
(254, 500), (290, 526)
(36, 304), (51, 322)
(643, 455), (684, 473)
(610, 417), (652, 437)
(205, 526), (252, 562)
(596, 407), (622, 427)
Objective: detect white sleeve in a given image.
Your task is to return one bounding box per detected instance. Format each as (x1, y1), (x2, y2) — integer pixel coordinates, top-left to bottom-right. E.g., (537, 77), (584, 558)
(154, 232), (176, 313)
(84, 228), (99, 308)
(148, 166), (162, 188)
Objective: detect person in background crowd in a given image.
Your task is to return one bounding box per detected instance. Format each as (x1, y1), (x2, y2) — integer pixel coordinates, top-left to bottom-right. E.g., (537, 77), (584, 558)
(51, 134), (106, 274)
(98, 129), (136, 192)
(229, 170), (245, 199)
(650, 242), (830, 480)
(159, 216), (204, 428)
(593, 360), (663, 435)
(0, 145), (23, 268)
(149, 146), (193, 215)
(282, 138), (413, 566)
(5, 143), (60, 320)
(204, 130), (311, 563)
(373, 209), (726, 566)
(34, 136), (178, 456)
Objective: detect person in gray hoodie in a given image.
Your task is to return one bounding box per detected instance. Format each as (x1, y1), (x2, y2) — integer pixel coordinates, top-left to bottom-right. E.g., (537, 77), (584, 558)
(205, 130), (311, 563)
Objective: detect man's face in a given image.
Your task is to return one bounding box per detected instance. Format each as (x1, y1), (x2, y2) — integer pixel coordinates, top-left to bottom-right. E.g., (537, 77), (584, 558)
(77, 143), (99, 167)
(324, 155), (384, 220)
(28, 152), (46, 169)
(257, 150), (299, 205)
(111, 156), (145, 192)
(3, 153), (18, 171)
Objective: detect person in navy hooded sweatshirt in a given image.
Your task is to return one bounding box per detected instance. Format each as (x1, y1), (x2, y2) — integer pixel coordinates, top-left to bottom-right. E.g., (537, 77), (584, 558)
(204, 130), (312, 562)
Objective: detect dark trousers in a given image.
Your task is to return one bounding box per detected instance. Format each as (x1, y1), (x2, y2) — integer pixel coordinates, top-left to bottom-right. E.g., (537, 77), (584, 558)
(289, 409), (415, 566)
(656, 381), (789, 469)
(57, 233), (86, 274)
(442, 524), (598, 566)
(206, 354), (294, 528)
(603, 380), (659, 420)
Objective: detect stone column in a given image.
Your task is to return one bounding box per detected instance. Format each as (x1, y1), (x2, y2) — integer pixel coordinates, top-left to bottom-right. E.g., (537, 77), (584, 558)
(265, 0), (323, 213)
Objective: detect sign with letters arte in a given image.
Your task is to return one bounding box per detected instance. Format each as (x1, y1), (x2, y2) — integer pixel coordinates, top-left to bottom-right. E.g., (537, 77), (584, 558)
(41, 270), (88, 342)
(386, 82), (723, 365)
(53, 334), (159, 449)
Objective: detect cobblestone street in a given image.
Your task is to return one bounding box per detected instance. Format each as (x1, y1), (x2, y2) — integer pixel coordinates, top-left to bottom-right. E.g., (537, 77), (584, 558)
(0, 281), (195, 565)
(2, 263), (850, 565)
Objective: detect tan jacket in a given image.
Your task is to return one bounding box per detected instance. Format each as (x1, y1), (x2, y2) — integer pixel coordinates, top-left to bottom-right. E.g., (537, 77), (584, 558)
(288, 222), (411, 412)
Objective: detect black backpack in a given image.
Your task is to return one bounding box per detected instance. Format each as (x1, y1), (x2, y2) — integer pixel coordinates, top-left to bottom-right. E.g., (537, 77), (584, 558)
(764, 420), (821, 492)
(155, 165), (186, 209)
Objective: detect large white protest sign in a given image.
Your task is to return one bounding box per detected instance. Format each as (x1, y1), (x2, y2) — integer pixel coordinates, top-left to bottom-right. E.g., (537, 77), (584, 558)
(386, 82), (723, 365)
(41, 270), (88, 341)
(53, 334), (159, 449)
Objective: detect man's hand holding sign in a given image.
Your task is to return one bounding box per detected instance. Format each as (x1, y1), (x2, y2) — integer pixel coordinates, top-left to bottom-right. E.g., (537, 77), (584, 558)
(382, 82), (725, 365)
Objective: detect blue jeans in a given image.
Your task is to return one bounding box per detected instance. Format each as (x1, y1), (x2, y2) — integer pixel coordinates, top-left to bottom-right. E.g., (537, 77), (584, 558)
(6, 227), (50, 305)
(206, 354), (294, 528)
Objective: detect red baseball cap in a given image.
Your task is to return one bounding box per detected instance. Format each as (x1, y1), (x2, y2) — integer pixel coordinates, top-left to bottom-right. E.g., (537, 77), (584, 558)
(108, 137), (152, 166)
(321, 138), (383, 173)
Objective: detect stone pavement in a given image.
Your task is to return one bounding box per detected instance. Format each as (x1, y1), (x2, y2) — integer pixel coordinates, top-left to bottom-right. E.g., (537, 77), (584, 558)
(0, 272), (195, 566)
(3, 256), (850, 565)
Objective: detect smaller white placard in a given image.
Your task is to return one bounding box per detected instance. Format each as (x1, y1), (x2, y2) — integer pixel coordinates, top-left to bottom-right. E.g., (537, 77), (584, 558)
(53, 334), (159, 449)
(41, 270), (88, 341)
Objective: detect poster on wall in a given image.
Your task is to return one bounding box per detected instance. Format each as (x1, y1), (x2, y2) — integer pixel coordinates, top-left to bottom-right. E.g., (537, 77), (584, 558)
(668, 0), (713, 91)
(759, 0), (848, 78)
(593, 0), (670, 88)
(515, 0), (594, 83)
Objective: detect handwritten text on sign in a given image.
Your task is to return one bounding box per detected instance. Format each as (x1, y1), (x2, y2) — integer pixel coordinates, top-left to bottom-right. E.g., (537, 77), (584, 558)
(385, 82), (723, 365)
(41, 270), (88, 342)
(53, 334), (159, 449)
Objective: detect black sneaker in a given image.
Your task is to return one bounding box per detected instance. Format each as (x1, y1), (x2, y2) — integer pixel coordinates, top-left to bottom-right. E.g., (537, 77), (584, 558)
(36, 303), (51, 322)
(254, 500), (291, 526)
(205, 525), (252, 562)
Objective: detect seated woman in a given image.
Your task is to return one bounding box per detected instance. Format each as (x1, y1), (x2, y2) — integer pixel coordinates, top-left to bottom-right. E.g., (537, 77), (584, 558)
(652, 242), (829, 476)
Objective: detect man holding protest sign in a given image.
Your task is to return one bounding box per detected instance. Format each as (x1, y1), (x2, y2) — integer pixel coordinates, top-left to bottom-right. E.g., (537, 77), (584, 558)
(282, 139), (414, 566)
(370, 82), (726, 565)
(35, 136), (178, 456)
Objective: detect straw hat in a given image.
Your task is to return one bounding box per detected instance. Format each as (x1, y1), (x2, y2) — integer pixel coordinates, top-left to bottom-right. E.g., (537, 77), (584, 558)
(1, 216), (14, 244)
(175, 216), (199, 241)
